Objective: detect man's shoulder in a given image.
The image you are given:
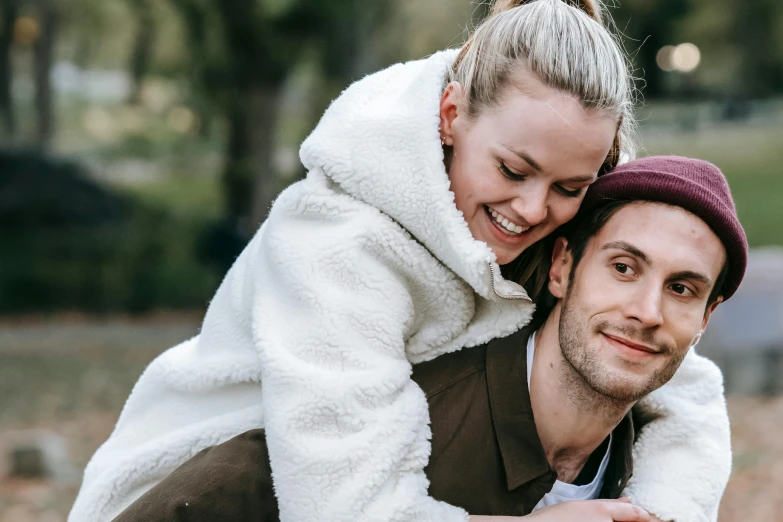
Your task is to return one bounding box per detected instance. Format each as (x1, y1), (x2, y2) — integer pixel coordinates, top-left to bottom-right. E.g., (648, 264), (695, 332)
(412, 344), (488, 398)
(411, 327), (534, 398)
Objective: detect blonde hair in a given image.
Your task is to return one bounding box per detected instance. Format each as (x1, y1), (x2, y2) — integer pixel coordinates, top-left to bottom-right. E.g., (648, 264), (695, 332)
(451, 0), (636, 170)
(449, 0), (637, 299)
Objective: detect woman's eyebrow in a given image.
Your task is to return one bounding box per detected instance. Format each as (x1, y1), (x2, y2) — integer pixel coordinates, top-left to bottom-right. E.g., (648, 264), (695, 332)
(561, 174), (596, 183)
(501, 144), (543, 172)
(500, 144), (596, 182)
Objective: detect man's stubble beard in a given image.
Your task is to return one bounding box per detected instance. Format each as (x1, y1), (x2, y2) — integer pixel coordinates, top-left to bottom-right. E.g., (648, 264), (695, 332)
(557, 282), (687, 408)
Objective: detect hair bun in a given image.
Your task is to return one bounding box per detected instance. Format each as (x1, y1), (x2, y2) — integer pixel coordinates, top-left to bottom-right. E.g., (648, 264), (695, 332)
(490, 0), (603, 24)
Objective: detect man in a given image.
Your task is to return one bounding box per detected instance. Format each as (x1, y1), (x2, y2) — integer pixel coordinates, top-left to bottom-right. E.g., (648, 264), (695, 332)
(112, 156), (746, 522)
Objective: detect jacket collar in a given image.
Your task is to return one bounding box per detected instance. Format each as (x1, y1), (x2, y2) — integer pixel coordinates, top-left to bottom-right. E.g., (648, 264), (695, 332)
(486, 327), (551, 490)
(486, 327), (635, 493)
(601, 411), (635, 498)
(299, 51), (529, 302)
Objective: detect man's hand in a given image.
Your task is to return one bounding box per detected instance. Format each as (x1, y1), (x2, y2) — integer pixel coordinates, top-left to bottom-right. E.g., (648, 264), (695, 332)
(468, 498), (651, 522)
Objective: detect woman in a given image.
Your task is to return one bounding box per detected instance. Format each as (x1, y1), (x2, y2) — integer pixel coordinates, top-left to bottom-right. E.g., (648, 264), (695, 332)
(69, 1), (729, 521)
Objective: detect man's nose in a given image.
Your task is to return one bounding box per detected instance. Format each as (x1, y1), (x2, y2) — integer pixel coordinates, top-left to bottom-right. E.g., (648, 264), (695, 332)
(623, 284), (664, 328)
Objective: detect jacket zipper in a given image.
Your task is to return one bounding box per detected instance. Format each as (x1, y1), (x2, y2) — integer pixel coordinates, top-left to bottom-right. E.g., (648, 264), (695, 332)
(488, 262), (533, 302)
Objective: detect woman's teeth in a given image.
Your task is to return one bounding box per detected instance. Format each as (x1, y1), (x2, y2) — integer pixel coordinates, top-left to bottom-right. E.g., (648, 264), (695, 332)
(488, 207), (529, 235)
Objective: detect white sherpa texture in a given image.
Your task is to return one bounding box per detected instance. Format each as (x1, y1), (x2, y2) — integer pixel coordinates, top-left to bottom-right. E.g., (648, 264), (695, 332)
(626, 349), (732, 522)
(69, 51), (730, 522)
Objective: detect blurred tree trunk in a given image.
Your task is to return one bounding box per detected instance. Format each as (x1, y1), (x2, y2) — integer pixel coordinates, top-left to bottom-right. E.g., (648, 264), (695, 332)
(292, 1), (392, 181)
(213, 0), (290, 231)
(34, 0), (58, 149)
(734, 0), (783, 97)
(224, 86), (283, 229)
(0, 0), (16, 137)
(127, 0), (156, 105)
(170, 0), (389, 234)
(168, 0), (214, 136)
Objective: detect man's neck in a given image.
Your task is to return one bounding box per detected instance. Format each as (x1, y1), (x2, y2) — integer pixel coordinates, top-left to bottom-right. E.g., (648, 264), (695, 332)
(529, 313), (632, 483)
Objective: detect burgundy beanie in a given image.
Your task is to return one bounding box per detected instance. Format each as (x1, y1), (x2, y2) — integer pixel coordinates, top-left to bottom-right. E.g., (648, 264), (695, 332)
(578, 155), (748, 300)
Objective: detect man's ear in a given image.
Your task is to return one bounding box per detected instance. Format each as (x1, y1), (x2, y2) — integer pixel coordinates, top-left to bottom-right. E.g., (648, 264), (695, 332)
(694, 296), (723, 347)
(548, 237), (572, 299)
(439, 82), (463, 147)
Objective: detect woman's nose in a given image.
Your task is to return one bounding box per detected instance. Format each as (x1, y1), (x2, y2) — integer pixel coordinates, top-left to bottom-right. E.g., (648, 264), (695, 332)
(511, 188), (548, 226)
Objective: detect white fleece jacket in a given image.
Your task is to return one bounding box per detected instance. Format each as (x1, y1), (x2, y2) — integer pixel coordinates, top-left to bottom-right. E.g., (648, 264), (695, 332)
(69, 50), (731, 522)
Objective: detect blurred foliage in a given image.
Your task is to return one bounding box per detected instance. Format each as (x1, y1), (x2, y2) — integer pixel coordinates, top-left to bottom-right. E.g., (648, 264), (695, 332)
(613, 0), (783, 98)
(0, 151), (221, 313)
(0, 211), (221, 313)
(641, 120), (783, 246)
(0, 0), (781, 314)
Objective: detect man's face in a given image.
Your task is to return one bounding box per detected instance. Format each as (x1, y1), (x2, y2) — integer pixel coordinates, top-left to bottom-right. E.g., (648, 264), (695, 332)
(549, 202), (726, 402)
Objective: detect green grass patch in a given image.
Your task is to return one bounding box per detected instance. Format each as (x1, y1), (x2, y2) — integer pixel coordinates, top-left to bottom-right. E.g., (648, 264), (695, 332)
(641, 125), (783, 246)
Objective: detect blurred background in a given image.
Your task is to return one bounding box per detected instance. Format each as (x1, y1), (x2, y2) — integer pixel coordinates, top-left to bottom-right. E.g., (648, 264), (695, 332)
(0, 0), (781, 520)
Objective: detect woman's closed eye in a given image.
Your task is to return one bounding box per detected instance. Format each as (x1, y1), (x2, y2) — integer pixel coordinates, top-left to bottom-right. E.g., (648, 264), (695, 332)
(498, 160), (527, 181)
(499, 160), (586, 197)
(554, 184), (583, 198)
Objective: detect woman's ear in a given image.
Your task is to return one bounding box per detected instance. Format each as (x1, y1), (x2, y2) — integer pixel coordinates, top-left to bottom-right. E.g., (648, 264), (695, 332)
(439, 82), (463, 147)
(547, 237), (572, 299)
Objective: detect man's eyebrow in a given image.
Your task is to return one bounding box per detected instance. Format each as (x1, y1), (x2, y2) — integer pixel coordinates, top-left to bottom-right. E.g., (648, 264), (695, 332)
(600, 241), (651, 266)
(669, 271), (713, 287)
(602, 244), (715, 287)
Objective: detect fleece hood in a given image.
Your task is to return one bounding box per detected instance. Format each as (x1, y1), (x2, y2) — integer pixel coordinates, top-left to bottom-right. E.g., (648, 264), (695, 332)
(300, 50), (529, 302)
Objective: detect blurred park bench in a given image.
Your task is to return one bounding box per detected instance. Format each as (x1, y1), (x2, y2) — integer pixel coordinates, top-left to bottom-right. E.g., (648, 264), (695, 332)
(701, 247), (783, 395)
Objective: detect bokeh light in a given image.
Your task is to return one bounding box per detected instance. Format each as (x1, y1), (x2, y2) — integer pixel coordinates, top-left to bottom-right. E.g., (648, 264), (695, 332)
(671, 43), (701, 73)
(657, 43), (702, 73)
(656, 45), (676, 72)
(13, 16), (40, 47)
(82, 107), (119, 142)
(167, 106), (198, 134)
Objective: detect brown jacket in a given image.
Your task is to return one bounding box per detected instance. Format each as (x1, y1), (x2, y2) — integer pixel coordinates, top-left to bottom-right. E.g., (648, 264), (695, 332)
(114, 328), (634, 521)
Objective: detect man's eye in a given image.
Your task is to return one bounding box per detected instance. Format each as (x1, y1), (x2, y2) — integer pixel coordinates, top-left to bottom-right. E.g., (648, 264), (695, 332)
(614, 263), (629, 274)
(670, 283), (693, 296)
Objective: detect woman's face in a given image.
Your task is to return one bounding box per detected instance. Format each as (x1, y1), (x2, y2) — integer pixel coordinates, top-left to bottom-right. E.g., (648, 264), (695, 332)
(440, 79), (617, 265)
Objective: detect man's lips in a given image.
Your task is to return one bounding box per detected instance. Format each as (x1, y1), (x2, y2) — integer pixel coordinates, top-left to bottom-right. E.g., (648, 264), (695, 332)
(601, 332), (659, 354)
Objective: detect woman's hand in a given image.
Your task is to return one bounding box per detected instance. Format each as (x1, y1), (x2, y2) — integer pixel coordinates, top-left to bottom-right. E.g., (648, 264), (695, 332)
(468, 498), (651, 522)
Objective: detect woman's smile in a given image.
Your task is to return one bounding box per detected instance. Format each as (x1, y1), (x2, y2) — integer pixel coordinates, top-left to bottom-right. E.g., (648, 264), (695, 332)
(477, 204), (536, 264)
(483, 205), (533, 248)
(486, 205), (530, 235)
